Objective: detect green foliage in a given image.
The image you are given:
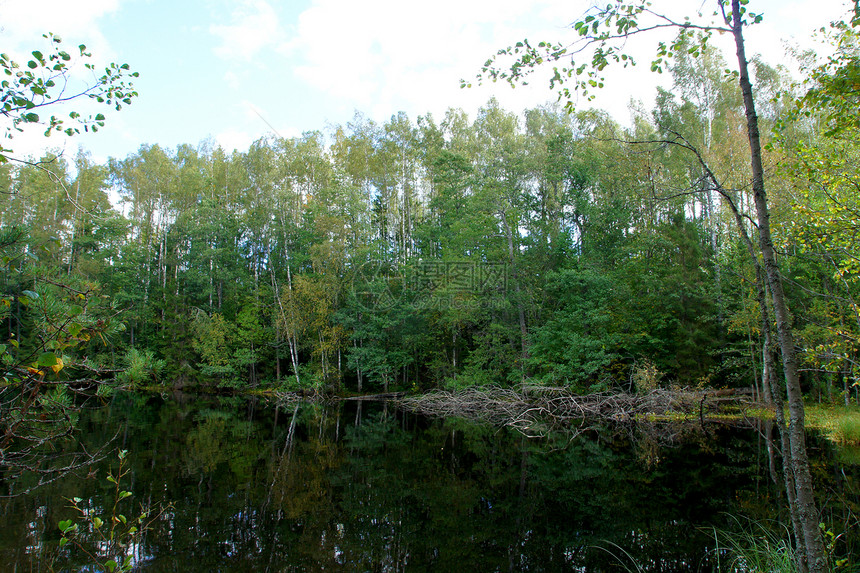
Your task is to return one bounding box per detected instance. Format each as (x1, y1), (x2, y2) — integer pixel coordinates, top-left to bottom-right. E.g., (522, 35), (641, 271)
(0, 221), (126, 475)
(55, 449), (170, 572)
(0, 20), (852, 402)
(0, 33), (138, 161)
(796, 14), (860, 136)
(529, 267), (622, 391)
(116, 347), (164, 388)
(469, 0), (765, 112)
(0, 98), (772, 395)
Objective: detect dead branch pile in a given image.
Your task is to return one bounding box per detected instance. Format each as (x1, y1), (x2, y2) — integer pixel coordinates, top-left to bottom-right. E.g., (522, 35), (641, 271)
(397, 385), (753, 437)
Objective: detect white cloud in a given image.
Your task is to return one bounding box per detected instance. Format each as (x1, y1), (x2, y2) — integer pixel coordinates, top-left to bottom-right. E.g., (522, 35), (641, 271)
(214, 100), (302, 153)
(210, 0), (282, 61)
(224, 70), (241, 90)
(278, 0), (851, 130)
(214, 129), (256, 153)
(0, 0), (119, 60)
(281, 0), (572, 121)
(0, 0), (129, 160)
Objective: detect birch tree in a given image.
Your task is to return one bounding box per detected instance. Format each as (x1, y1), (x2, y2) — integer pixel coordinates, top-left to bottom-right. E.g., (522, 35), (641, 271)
(474, 1), (829, 569)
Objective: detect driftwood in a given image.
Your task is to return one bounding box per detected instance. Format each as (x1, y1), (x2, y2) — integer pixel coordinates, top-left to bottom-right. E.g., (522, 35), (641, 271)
(274, 390), (408, 407)
(342, 392), (407, 401)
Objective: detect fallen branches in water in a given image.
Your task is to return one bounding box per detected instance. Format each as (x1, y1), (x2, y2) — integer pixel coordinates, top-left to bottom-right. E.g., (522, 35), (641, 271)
(397, 385), (757, 438)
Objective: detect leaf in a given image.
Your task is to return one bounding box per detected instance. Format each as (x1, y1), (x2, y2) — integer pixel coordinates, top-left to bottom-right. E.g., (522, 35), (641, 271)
(69, 304), (84, 317)
(37, 352), (59, 368)
(105, 559), (118, 572)
(58, 519), (73, 532)
(93, 516), (103, 529)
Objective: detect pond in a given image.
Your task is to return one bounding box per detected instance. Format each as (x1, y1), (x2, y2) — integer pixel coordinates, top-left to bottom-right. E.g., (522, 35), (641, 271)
(0, 392), (857, 571)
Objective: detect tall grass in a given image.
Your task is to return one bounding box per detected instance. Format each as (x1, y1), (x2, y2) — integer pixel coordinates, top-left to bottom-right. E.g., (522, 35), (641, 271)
(805, 404), (860, 445)
(832, 411), (860, 445)
(714, 516), (798, 573)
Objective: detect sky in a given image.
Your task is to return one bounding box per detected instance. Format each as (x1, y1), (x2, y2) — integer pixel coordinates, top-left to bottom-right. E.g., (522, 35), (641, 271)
(0, 0), (852, 166)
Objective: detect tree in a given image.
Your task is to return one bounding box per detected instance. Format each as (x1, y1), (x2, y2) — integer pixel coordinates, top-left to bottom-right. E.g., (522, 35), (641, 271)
(474, 1), (828, 569)
(1, 33), (138, 162)
(0, 32), (137, 485)
(528, 267), (621, 391)
(781, 11), (860, 404)
(797, 8), (860, 137)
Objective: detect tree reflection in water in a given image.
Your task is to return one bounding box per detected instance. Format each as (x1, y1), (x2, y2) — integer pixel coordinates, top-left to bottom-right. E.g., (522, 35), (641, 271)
(0, 392), (857, 571)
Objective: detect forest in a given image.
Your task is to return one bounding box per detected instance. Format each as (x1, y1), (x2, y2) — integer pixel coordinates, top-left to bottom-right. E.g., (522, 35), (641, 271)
(1, 28), (859, 403)
(2, 2), (860, 571)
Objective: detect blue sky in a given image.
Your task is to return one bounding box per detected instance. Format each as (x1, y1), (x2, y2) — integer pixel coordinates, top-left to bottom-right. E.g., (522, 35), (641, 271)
(0, 0), (851, 165)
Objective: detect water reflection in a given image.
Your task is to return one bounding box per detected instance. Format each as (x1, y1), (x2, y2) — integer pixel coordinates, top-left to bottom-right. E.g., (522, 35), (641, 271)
(0, 393), (857, 571)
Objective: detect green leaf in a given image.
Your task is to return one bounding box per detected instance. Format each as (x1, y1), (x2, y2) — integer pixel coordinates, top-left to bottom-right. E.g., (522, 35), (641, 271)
(37, 352), (59, 368)
(105, 559), (118, 572)
(93, 516), (103, 528)
(59, 537), (69, 547)
(69, 304), (84, 317)
(58, 519), (73, 532)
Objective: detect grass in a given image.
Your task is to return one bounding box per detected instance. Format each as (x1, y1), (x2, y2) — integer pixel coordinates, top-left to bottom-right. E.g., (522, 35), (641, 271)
(592, 517), (800, 573)
(835, 444), (860, 465)
(804, 403), (860, 445)
(714, 516), (798, 573)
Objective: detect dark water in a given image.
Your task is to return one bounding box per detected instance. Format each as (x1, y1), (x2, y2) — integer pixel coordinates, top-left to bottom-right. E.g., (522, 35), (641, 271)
(0, 393), (857, 572)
